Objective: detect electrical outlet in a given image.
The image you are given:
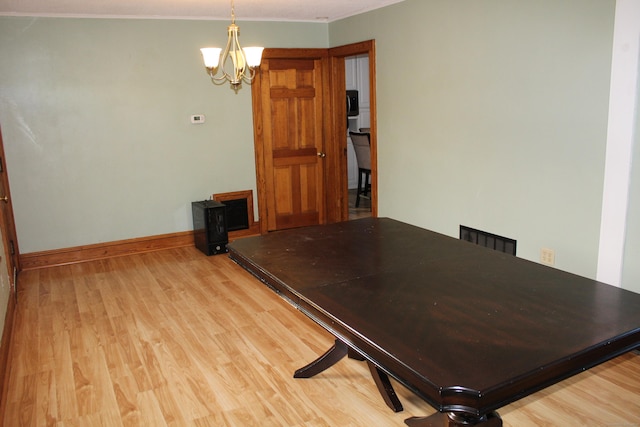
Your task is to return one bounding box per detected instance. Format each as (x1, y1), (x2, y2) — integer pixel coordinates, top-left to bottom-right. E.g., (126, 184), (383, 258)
(541, 248), (555, 266)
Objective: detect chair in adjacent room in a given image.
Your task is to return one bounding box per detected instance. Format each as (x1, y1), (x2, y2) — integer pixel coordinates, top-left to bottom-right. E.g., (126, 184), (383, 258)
(349, 132), (371, 209)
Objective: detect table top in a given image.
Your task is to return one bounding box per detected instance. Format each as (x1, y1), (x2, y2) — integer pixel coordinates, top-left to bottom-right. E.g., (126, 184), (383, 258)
(228, 217), (640, 416)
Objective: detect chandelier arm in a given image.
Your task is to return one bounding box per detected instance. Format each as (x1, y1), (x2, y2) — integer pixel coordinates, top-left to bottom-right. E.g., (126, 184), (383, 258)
(242, 66), (257, 84)
(211, 73), (231, 85)
(233, 29), (248, 82)
(217, 24), (235, 84)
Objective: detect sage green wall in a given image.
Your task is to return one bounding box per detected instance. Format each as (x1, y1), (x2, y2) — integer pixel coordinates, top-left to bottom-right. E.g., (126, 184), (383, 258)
(0, 17), (327, 253)
(330, 0), (616, 281)
(621, 78), (640, 294)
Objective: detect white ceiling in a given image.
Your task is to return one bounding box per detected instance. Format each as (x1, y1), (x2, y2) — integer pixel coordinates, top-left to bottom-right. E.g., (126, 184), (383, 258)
(0, 0), (406, 22)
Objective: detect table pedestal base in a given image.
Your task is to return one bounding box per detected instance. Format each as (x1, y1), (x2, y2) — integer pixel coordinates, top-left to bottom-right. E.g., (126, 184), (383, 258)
(294, 339), (348, 379)
(294, 338), (403, 412)
(405, 411), (502, 427)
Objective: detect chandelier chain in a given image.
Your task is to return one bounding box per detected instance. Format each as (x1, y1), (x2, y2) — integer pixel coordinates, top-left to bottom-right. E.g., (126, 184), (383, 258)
(230, 0), (236, 24)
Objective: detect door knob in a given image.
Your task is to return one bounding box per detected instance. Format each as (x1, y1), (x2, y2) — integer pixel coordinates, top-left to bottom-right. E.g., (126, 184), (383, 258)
(0, 196), (7, 203)
(317, 152), (326, 158)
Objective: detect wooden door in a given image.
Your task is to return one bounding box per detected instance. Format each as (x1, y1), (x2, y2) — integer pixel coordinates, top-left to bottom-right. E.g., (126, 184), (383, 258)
(253, 49), (330, 232)
(0, 125), (19, 290)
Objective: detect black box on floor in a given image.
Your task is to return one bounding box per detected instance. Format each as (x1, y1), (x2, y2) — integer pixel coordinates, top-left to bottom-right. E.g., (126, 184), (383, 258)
(191, 200), (229, 255)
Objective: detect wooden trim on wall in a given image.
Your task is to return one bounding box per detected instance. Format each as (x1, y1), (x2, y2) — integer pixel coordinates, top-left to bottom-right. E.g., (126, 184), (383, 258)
(18, 225), (262, 271)
(18, 231), (195, 271)
(327, 53), (347, 223)
(212, 190), (261, 239)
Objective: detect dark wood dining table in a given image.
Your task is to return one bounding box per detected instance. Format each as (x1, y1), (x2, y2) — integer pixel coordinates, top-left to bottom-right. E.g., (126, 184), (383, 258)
(227, 217), (640, 426)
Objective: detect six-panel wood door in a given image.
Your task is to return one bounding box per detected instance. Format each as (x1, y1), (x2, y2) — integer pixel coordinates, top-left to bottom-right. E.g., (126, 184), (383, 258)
(253, 50), (329, 232)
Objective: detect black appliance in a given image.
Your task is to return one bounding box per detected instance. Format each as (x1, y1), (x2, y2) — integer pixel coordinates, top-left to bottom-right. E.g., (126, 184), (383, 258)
(191, 200), (228, 256)
(346, 90), (359, 116)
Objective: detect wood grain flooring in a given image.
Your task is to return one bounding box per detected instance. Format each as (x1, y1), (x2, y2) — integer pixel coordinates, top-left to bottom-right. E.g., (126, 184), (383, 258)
(348, 189), (372, 221)
(3, 246), (640, 426)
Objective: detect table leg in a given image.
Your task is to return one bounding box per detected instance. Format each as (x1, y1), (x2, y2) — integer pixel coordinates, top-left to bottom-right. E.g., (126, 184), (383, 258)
(405, 411), (502, 427)
(367, 361), (403, 412)
(294, 338), (404, 413)
(348, 348), (365, 361)
(294, 338), (348, 378)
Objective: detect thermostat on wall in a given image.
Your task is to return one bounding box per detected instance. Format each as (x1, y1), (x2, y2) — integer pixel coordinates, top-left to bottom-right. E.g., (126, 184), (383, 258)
(191, 114), (205, 124)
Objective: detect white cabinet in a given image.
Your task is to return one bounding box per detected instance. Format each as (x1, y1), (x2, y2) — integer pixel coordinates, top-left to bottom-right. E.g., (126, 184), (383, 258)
(346, 58), (358, 91)
(347, 136), (359, 189)
(356, 55), (370, 112)
(345, 55), (370, 132)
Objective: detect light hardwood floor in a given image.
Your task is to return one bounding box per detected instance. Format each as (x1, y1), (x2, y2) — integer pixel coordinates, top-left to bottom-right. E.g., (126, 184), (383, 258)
(348, 189), (371, 221)
(3, 246), (640, 426)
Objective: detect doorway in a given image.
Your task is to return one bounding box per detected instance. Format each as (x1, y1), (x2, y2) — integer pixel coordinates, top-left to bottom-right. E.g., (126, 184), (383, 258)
(0, 124), (19, 405)
(329, 40), (377, 223)
(0, 126), (19, 287)
(345, 53), (372, 220)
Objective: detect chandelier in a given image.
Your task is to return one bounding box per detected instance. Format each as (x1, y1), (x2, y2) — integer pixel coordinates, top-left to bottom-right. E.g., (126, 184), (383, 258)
(200, 0), (264, 92)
